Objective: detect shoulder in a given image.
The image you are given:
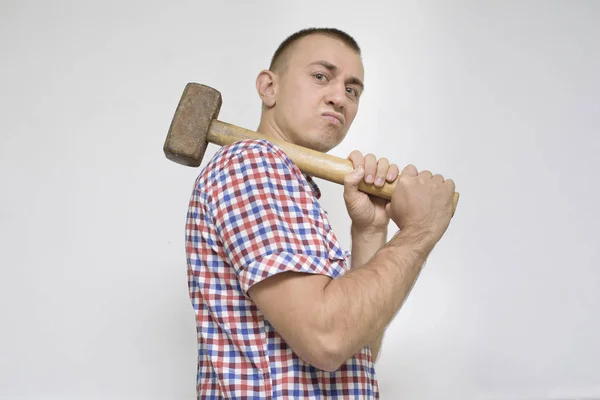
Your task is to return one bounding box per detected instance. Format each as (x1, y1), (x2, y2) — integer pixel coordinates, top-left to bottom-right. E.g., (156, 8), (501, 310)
(208, 139), (299, 176)
(195, 139), (306, 197)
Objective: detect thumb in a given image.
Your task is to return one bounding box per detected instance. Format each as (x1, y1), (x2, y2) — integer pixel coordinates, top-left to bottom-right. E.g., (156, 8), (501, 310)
(344, 165), (364, 194)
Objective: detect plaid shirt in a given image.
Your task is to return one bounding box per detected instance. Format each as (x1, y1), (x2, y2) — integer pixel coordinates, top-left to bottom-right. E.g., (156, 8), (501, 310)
(185, 139), (379, 399)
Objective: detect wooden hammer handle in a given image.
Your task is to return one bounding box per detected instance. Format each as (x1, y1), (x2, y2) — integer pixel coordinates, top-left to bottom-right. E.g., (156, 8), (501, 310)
(209, 120), (459, 215)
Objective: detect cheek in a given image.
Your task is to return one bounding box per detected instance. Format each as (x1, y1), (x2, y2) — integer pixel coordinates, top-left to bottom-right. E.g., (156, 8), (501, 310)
(290, 93), (315, 122)
(346, 105), (359, 124)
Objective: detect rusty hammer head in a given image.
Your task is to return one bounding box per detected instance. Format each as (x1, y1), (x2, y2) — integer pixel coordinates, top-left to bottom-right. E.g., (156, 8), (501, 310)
(163, 83), (222, 167)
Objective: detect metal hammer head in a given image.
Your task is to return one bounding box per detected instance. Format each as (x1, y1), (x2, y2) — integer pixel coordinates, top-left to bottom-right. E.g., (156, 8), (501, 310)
(163, 83), (222, 167)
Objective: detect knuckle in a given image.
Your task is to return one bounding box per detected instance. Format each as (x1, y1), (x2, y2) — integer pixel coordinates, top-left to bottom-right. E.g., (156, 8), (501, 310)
(348, 150), (363, 163)
(344, 173), (357, 184)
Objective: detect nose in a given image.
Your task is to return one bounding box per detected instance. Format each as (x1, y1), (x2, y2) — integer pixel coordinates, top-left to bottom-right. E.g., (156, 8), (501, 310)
(324, 81), (347, 110)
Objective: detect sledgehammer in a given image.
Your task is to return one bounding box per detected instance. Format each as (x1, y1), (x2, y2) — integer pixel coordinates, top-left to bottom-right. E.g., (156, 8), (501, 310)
(163, 83), (459, 215)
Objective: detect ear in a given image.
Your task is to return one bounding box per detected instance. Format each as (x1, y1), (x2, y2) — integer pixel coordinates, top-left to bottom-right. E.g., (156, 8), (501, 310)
(256, 70), (277, 108)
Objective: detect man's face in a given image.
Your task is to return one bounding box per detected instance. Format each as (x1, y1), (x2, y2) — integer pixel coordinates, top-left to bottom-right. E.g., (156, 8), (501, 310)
(273, 34), (365, 153)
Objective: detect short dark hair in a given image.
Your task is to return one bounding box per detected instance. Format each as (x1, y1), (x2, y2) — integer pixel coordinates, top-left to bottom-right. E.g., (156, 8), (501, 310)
(269, 27), (361, 72)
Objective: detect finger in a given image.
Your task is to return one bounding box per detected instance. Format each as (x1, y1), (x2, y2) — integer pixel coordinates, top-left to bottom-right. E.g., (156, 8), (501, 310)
(347, 150), (364, 169)
(374, 157), (389, 187)
(432, 174), (444, 183)
(386, 164), (400, 182)
(419, 170), (433, 180)
(401, 164), (418, 177)
(364, 153), (377, 184)
(444, 178), (455, 193)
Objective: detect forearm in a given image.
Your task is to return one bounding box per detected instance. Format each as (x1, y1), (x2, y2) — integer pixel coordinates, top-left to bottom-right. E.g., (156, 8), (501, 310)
(369, 330), (385, 362)
(350, 224), (388, 268)
(321, 228), (433, 366)
(349, 224), (388, 361)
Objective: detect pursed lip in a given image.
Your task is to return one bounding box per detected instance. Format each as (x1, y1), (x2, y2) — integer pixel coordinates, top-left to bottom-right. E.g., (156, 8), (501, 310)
(322, 112), (344, 125)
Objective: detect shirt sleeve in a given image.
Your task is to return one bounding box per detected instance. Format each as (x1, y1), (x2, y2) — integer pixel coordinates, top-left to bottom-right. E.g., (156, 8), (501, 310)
(209, 142), (344, 294)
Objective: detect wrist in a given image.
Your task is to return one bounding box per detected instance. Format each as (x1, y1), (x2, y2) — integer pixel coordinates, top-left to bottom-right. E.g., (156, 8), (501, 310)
(351, 223), (388, 238)
(388, 227), (436, 258)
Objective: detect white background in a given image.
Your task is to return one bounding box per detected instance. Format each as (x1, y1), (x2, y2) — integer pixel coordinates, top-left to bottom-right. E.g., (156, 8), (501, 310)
(1, 1), (599, 399)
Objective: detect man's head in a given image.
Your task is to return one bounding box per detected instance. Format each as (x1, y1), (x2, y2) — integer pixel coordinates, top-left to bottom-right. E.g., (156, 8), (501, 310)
(256, 28), (364, 153)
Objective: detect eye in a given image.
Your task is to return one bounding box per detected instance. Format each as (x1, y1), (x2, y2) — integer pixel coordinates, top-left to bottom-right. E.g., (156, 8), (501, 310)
(313, 73), (328, 81)
(346, 87), (359, 97)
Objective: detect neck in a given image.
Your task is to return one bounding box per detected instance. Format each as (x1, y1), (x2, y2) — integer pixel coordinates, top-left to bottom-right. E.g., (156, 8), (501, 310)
(257, 110), (290, 143)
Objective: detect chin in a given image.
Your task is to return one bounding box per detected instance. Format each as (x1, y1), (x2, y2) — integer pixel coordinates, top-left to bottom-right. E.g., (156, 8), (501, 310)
(322, 135), (345, 153)
(297, 127), (345, 152)
(313, 140), (340, 153)
(301, 134), (333, 152)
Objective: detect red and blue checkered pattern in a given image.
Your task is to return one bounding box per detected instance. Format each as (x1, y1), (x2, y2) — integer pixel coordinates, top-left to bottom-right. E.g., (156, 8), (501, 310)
(185, 139), (379, 399)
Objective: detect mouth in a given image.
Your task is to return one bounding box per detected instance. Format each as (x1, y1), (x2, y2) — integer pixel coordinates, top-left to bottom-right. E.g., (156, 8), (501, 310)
(322, 112), (344, 126)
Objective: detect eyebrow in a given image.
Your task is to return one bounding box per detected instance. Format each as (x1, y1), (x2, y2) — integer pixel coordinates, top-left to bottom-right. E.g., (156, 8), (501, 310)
(308, 60), (364, 91)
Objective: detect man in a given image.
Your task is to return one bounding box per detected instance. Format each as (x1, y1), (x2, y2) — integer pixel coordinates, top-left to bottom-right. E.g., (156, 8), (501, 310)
(185, 27), (455, 399)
